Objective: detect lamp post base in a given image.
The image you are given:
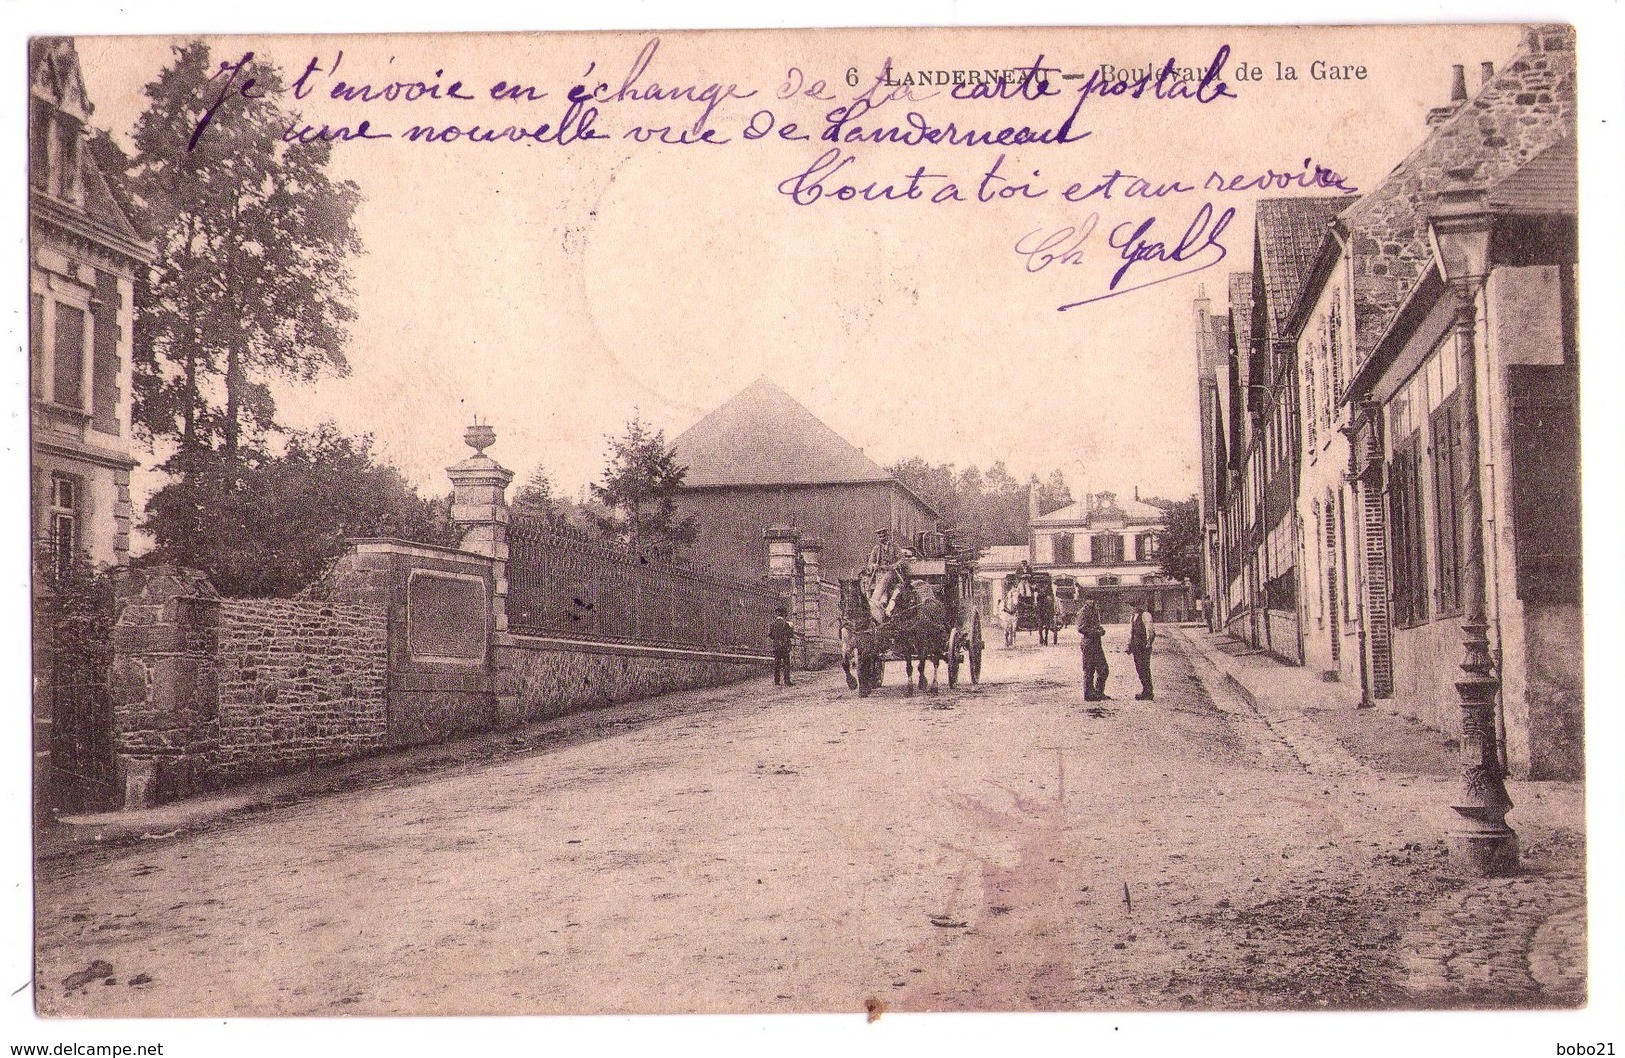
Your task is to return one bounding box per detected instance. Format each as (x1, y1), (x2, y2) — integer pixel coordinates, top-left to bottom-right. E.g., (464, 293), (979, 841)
(1449, 823), (1520, 877)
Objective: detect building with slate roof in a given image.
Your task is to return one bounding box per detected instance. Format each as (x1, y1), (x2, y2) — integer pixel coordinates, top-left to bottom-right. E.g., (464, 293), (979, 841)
(1279, 189), (1381, 703)
(1335, 26), (1579, 780)
(669, 377), (938, 583)
(1213, 195), (1354, 662)
(30, 38), (154, 573)
(1028, 489), (1193, 624)
(1193, 25), (1580, 780)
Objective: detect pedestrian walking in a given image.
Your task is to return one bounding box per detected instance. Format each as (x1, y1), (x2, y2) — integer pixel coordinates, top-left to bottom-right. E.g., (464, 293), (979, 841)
(1077, 599), (1109, 701)
(1128, 597), (1156, 700)
(770, 609), (797, 686)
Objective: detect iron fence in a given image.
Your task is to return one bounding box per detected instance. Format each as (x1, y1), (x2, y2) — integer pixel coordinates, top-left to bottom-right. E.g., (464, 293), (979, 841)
(506, 525), (781, 655)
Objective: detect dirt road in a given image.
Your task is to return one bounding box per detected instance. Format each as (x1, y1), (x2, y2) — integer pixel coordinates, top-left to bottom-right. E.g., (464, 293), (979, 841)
(34, 628), (1584, 1015)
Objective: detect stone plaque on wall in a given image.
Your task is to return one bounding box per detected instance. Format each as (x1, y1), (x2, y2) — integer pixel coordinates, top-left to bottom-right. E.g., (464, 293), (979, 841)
(407, 571), (487, 662)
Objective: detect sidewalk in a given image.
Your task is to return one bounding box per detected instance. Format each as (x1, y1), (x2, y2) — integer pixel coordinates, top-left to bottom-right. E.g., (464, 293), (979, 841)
(1169, 622), (1587, 1007)
(1170, 623), (1454, 779)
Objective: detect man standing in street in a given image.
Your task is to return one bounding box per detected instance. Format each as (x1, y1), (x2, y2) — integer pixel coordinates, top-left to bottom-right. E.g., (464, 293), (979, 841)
(1077, 599), (1109, 701)
(1128, 597), (1156, 700)
(770, 608), (797, 687)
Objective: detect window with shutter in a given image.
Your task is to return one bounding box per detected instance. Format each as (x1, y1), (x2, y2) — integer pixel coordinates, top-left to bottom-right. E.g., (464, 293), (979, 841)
(1388, 432), (1427, 626)
(1508, 366), (1581, 605)
(53, 302), (86, 410)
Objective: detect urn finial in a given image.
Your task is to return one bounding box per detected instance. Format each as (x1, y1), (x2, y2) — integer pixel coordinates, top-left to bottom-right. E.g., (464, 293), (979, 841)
(464, 417), (496, 456)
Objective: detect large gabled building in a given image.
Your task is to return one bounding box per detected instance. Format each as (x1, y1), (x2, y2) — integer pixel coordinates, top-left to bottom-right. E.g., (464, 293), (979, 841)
(669, 377), (938, 583)
(1230, 195), (1351, 662)
(1030, 489), (1193, 624)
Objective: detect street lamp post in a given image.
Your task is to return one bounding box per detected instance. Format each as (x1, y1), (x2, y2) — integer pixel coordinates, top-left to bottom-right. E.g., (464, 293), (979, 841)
(1427, 186), (1518, 877)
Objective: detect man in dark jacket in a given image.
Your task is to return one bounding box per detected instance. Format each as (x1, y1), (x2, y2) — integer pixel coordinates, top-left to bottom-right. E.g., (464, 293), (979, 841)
(1128, 597), (1156, 700)
(1077, 599), (1109, 701)
(770, 609), (797, 686)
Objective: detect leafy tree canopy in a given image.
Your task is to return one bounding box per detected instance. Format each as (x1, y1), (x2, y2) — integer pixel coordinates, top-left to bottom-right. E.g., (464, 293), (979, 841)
(886, 459), (1073, 555)
(1156, 496), (1203, 588)
(124, 41), (361, 463)
(590, 415), (698, 562)
(140, 424), (455, 597)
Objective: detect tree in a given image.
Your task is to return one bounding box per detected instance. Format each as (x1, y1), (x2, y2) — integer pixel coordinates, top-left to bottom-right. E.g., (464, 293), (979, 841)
(1156, 496), (1203, 588)
(590, 415), (697, 561)
(1036, 468), (1073, 515)
(141, 424), (456, 596)
(886, 458), (1073, 555)
(127, 41), (361, 463)
(511, 466), (561, 529)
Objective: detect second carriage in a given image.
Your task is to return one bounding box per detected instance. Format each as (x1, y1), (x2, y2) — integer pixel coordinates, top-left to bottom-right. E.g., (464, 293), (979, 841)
(838, 528), (984, 697)
(1001, 569), (1063, 645)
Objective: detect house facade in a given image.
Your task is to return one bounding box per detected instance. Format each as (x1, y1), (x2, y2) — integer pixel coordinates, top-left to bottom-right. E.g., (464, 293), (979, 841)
(1195, 25), (1580, 780)
(1214, 197), (1350, 662)
(1285, 206), (1382, 699)
(1029, 490), (1194, 624)
(29, 38), (152, 575)
(1192, 285), (1230, 631)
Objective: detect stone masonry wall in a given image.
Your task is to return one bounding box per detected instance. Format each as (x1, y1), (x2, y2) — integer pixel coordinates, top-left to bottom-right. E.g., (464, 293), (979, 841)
(214, 599), (389, 783)
(495, 638), (766, 724)
(109, 568), (223, 808)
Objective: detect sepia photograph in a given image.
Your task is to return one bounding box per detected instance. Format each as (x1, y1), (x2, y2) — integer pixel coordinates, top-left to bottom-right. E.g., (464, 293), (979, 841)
(10, 3), (1622, 1053)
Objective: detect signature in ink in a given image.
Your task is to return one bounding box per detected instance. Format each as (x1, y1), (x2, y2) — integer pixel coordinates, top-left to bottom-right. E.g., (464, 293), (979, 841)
(1055, 203), (1235, 310)
(1012, 217), (1100, 272)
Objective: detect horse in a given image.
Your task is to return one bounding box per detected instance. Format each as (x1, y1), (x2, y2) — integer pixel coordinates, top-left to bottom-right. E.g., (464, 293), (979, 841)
(890, 579), (948, 695)
(1001, 579), (1036, 647)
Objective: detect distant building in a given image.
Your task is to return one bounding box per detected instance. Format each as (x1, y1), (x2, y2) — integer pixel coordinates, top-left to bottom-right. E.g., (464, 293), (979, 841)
(978, 486), (1195, 626)
(973, 543), (1031, 620)
(29, 38), (153, 574)
(669, 377), (938, 583)
(1030, 489), (1193, 623)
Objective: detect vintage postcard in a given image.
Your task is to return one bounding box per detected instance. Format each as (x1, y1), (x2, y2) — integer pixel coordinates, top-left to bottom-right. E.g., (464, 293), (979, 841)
(17, 12), (1617, 1050)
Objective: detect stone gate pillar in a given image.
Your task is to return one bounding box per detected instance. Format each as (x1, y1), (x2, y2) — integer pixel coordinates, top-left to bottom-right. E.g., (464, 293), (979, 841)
(447, 421), (515, 633)
(108, 566), (221, 808)
(796, 537), (823, 668)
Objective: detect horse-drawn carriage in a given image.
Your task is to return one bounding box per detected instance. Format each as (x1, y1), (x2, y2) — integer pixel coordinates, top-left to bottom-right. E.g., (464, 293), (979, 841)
(1001, 570), (1059, 645)
(1052, 575), (1082, 628)
(839, 530), (983, 697)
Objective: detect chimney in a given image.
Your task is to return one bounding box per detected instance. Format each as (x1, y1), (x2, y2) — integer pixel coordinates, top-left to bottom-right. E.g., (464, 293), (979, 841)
(1426, 64), (1469, 128)
(1480, 61), (1495, 88)
(1028, 483), (1040, 522)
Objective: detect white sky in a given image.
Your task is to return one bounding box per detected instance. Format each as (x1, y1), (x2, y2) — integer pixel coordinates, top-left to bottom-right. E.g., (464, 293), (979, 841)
(72, 25), (1525, 505)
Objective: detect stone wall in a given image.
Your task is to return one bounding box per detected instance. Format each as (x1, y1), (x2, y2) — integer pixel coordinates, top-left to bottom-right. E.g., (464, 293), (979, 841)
(109, 568), (223, 807)
(213, 598), (388, 783)
(1520, 602), (1584, 780)
(109, 567), (393, 805)
(1388, 618), (1464, 743)
(1264, 609), (1301, 665)
(494, 635), (767, 724)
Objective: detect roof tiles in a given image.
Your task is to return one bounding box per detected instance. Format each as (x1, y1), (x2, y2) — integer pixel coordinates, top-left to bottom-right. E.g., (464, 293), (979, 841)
(673, 377), (894, 489)
(1253, 197), (1350, 342)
